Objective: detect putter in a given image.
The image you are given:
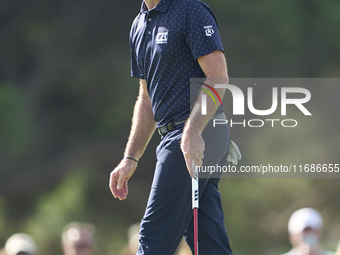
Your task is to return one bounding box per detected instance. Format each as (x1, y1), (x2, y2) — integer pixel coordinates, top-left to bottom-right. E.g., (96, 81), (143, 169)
(192, 162), (199, 255)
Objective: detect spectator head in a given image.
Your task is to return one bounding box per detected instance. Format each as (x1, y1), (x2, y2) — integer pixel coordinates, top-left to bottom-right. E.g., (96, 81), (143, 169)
(288, 208), (323, 249)
(61, 222), (95, 255)
(4, 233), (37, 255)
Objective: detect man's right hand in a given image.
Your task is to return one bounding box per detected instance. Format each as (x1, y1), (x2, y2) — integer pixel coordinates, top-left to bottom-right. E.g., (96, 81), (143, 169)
(180, 125), (205, 178)
(109, 159), (137, 200)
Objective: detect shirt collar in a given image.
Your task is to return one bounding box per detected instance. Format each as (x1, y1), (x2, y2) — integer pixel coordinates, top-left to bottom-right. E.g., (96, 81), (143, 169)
(140, 0), (173, 14)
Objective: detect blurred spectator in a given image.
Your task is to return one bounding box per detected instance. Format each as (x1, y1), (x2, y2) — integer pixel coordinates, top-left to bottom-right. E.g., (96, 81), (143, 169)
(61, 222), (95, 255)
(281, 208), (335, 255)
(119, 222), (192, 255)
(4, 233), (37, 255)
(336, 241), (340, 255)
(176, 239), (191, 255)
(120, 223), (139, 255)
(127, 223), (139, 255)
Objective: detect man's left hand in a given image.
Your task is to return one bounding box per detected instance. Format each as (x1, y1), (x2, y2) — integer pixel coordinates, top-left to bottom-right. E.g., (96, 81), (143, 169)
(227, 140), (242, 165)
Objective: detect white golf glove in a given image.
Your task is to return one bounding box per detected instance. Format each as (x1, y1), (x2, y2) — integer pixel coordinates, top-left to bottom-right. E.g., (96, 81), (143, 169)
(227, 140), (242, 165)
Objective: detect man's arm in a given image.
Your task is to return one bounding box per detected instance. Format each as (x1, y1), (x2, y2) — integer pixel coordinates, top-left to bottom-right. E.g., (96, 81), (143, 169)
(109, 79), (157, 200)
(181, 50), (228, 177)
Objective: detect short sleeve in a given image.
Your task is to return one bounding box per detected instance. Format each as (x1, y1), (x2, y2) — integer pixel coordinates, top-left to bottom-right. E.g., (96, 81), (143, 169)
(130, 47), (144, 79)
(185, 1), (224, 60)
(130, 24), (145, 79)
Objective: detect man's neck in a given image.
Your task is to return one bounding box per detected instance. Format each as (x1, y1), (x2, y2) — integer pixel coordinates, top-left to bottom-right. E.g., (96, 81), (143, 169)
(144, 0), (161, 10)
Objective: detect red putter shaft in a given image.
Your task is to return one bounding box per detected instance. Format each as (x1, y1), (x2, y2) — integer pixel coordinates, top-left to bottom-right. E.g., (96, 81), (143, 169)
(192, 162), (199, 255)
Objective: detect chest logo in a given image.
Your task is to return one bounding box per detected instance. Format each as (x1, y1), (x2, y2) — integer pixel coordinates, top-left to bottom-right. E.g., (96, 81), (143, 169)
(204, 25), (215, 37)
(156, 32), (168, 44)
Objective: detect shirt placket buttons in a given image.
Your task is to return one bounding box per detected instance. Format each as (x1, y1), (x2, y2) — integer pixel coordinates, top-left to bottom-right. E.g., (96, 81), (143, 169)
(147, 15), (152, 35)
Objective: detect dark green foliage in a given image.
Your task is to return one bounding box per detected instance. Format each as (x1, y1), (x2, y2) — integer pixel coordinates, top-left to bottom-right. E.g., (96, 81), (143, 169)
(0, 0), (339, 254)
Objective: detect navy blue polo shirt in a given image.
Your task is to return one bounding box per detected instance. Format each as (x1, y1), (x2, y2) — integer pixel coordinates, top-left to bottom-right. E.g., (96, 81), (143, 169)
(130, 0), (224, 127)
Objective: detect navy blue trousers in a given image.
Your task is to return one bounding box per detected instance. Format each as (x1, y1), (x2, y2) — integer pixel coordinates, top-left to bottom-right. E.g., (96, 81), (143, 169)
(137, 117), (233, 255)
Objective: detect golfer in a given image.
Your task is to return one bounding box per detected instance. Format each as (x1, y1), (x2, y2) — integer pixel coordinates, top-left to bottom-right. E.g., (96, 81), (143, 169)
(110, 0), (238, 254)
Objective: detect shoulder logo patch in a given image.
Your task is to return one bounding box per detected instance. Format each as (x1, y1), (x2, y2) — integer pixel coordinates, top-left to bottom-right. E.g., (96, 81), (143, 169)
(204, 25), (215, 37)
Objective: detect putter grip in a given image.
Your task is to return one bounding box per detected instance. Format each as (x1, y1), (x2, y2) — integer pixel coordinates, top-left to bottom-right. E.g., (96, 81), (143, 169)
(192, 177), (199, 209)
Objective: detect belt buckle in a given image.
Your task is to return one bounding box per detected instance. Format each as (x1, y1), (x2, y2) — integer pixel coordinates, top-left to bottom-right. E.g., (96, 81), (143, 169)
(158, 126), (166, 136)
(167, 122), (174, 132)
(158, 122), (175, 136)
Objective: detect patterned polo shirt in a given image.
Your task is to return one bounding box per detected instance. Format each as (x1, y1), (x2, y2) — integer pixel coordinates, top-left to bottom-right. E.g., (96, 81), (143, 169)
(130, 0), (224, 127)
